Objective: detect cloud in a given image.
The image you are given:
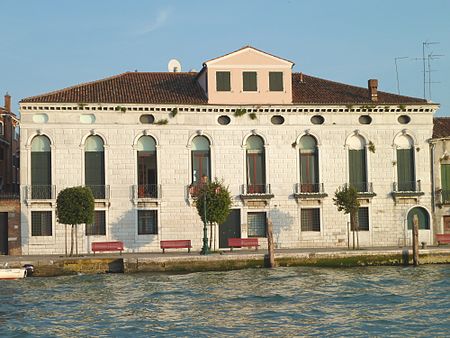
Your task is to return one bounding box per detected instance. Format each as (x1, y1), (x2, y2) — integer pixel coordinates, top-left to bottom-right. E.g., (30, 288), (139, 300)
(137, 8), (171, 35)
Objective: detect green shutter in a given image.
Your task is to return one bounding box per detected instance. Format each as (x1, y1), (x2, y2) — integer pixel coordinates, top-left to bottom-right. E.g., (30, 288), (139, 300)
(243, 72), (257, 91)
(31, 152), (51, 186)
(397, 149), (415, 191)
(85, 152), (105, 198)
(349, 150), (366, 191)
(216, 72), (230, 91)
(441, 164), (450, 202)
(269, 72), (283, 91)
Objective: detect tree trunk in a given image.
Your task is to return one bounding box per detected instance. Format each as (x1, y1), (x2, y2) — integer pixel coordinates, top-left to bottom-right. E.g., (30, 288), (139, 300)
(350, 211), (357, 250)
(65, 224), (68, 257)
(209, 222), (213, 250)
(267, 219), (276, 268)
(70, 224), (74, 256)
(75, 224), (78, 256)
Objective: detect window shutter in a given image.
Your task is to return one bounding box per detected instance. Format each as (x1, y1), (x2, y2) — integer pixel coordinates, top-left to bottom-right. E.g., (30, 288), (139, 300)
(216, 72), (231, 91)
(397, 149), (414, 190)
(243, 72), (257, 91)
(441, 164), (450, 190)
(269, 72), (283, 91)
(31, 152), (51, 186)
(349, 150), (366, 191)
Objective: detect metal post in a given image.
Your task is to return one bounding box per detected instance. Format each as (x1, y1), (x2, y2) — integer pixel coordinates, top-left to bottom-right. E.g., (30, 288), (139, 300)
(200, 187), (209, 255)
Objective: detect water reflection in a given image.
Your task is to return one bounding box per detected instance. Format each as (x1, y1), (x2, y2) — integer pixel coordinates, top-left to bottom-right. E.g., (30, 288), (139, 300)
(1, 266), (449, 336)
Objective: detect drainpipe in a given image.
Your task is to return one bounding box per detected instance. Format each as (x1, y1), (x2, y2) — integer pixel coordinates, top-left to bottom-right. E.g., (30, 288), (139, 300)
(430, 141), (435, 213)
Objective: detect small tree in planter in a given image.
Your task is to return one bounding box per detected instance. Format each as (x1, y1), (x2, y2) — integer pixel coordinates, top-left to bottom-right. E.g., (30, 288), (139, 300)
(56, 186), (95, 256)
(333, 185), (360, 249)
(192, 178), (232, 251)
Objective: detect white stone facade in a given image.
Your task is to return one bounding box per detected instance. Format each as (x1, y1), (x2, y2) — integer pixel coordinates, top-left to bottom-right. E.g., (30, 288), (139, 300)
(19, 102), (437, 254)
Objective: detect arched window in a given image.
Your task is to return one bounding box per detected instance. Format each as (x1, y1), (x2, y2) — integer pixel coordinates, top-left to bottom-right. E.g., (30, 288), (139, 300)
(407, 207), (430, 230)
(396, 135), (416, 191)
(191, 136), (211, 186)
(137, 136), (157, 198)
(299, 135), (319, 192)
(85, 135), (105, 199)
(246, 135), (266, 193)
(348, 135), (367, 192)
(31, 135), (51, 199)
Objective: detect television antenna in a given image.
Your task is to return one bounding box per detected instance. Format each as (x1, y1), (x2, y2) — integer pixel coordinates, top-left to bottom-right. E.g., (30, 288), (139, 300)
(168, 59), (182, 72)
(426, 52), (444, 100)
(422, 41), (439, 99)
(394, 56), (408, 94)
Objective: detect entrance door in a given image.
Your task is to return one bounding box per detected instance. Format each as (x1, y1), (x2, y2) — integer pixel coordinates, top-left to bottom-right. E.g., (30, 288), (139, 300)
(219, 209), (241, 248)
(0, 213), (8, 255)
(444, 216), (450, 234)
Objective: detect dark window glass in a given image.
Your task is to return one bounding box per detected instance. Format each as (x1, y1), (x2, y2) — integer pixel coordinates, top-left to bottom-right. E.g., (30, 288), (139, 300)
(138, 151), (157, 197)
(248, 212), (267, 237)
(270, 115), (285, 125)
(139, 114), (155, 124)
(398, 115), (411, 124)
(310, 115), (325, 125)
(358, 207), (369, 231)
(85, 136), (105, 199)
(31, 136), (52, 199)
(0, 147), (3, 161)
(246, 136), (265, 193)
(359, 115), (372, 124)
(218, 115), (231, 125)
(269, 72), (283, 91)
(86, 211), (106, 236)
(31, 211), (52, 236)
(138, 210), (158, 235)
(191, 136), (210, 186)
(216, 72), (231, 91)
(299, 136), (319, 192)
(349, 149), (367, 192)
(243, 72), (257, 91)
(301, 208), (320, 231)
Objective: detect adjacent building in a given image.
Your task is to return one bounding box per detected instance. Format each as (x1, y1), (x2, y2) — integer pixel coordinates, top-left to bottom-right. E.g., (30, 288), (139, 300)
(0, 93), (21, 255)
(18, 46), (439, 255)
(430, 117), (450, 236)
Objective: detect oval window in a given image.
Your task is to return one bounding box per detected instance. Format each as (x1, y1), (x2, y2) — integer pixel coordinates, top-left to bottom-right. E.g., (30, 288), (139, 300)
(217, 115), (231, 125)
(398, 115), (411, 124)
(271, 115), (285, 125)
(140, 114), (155, 124)
(80, 114), (96, 124)
(359, 115), (372, 124)
(32, 113), (49, 123)
(310, 115), (324, 125)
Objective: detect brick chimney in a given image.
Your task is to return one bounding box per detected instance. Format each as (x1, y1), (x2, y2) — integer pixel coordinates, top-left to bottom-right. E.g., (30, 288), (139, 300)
(368, 79), (378, 102)
(4, 93), (11, 112)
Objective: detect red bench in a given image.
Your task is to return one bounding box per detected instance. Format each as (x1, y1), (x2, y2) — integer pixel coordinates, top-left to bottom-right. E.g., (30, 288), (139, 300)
(228, 238), (259, 251)
(160, 240), (192, 253)
(436, 234), (450, 245)
(92, 241), (124, 255)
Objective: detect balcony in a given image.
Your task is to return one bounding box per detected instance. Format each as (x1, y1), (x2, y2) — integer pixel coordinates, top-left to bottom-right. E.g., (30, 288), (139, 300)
(240, 184), (274, 206)
(294, 183), (327, 199)
(392, 180), (424, 198)
(26, 185), (56, 200)
(345, 182), (376, 198)
(86, 185), (110, 200)
(436, 189), (450, 206)
(132, 184), (161, 199)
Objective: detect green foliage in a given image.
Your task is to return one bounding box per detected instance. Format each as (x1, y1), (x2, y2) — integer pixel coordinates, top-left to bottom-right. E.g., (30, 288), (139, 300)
(155, 119), (168, 125)
(115, 105), (127, 112)
(333, 185), (360, 215)
(249, 112), (257, 120)
(368, 141), (376, 153)
(170, 108), (178, 118)
(234, 108), (247, 117)
(193, 178), (232, 225)
(345, 104), (354, 110)
(398, 104), (406, 111)
(56, 186), (95, 225)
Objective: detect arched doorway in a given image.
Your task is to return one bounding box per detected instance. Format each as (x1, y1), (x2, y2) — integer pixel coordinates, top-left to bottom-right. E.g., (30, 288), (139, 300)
(407, 207), (430, 230)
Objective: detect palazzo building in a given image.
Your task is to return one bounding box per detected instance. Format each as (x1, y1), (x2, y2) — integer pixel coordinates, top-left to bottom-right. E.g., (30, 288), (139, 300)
(18, 46), (439, 254)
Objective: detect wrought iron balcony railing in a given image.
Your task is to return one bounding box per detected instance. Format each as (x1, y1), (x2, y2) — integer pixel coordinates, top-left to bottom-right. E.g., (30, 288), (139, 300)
(241, 184), (272, 195)
(295, 183), (325, 194)
(133, 184), (161, 199)
(345, 182), (374, 194)
(26, 185), (56, 200)
(393, 180), (422, 193)
(437, 189), (450, 205)
(86, 185), (110, 200)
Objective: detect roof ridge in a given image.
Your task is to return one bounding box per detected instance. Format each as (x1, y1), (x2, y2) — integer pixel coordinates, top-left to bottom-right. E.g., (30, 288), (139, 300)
(20, 72), (130, 102)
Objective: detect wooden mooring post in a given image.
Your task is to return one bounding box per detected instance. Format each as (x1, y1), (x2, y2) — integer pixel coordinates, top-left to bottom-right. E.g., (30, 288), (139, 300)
(412, 214), (419, 266)
(266, 219), (276, 268)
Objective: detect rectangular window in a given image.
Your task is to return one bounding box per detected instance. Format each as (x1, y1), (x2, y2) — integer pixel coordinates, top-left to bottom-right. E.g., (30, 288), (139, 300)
(269, 72), (283, 91)
(31, 211), (52, 236)
(243, 72), (257, 91)
(397, 149), (415, 191)
(358, 207), (369, 231)
(86, 211), (106, 236)
(0, 147), (3, 161)
(349, 149), (367, 192)
(247, 212), (266, 237)
(441, 164), (450, 203)
(301, 208), (320, 231)
(138, 210), (158, 235)
(216, 71), (231, 91)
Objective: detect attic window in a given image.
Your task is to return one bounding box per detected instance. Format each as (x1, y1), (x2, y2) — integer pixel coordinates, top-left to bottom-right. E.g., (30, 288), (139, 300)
(243, 72), (257, 91)
(269, 72), (283, 91)
(216, 71), (231, 91)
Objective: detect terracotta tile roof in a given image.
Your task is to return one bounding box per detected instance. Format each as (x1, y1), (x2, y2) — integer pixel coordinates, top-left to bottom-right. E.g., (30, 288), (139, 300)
(22, 72), (208, 105)
(22, 71), (428, 105)
(292, 74), (427, 104)
(433, 117), (450, 138)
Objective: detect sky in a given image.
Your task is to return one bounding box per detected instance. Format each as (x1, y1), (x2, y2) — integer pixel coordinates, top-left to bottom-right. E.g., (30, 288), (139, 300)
(1, 0), (449, 116)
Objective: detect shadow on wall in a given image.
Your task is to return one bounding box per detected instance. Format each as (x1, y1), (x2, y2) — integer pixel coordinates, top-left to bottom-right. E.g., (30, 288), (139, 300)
(269, 207), (295, 248)
(108, 209), (159, 254)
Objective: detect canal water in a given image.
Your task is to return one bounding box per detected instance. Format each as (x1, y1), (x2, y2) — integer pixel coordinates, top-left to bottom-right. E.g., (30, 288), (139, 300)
(1, 265), (449, 337)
